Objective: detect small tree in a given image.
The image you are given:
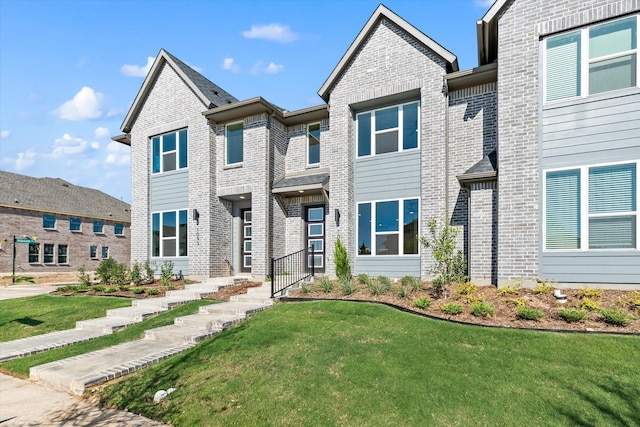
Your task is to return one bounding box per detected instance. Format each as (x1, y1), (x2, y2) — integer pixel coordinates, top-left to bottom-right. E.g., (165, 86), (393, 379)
(77, 266), (91, 286)
(420, 218), (466, 297)
(95, 257), (118, 284)
(334, 237), (352, 281)
(130, 261), (143, 286)
(159, 260), (174, 287)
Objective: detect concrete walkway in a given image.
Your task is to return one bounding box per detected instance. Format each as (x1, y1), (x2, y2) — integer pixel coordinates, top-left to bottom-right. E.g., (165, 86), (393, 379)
(0, 373), (167, 426)
(0, 283), (57, 300)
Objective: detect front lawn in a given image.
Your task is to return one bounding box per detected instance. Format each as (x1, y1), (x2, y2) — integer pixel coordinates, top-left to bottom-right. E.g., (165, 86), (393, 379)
(97, 301), (640, 426)
(0, 295), (132, 342)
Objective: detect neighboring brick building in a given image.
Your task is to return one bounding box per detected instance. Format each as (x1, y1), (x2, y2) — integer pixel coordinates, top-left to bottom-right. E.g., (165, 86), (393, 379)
(115, 1), (639, 289)
(0, 171), (131, 274)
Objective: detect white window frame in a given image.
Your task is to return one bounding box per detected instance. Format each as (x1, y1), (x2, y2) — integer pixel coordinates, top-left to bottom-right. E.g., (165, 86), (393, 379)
(101, 246), (109, 259)
(307, 122), (321, 166)
(225, 121), (244, 165)
(356, 197), (420, 257)
(543, 14), (640, 103)
(309, 238), (324, 253)
(308, 223), (324, 237)
(57, 244), (69, 264)
(151, 209), (189, 258)
(543, 160), (639, 251)
(243, 255), (252, 268)
(244, 240), (252, 253)
(70, 217), (82, 232)
(356, 101), (420, 158)
(43, 214), (56, 230)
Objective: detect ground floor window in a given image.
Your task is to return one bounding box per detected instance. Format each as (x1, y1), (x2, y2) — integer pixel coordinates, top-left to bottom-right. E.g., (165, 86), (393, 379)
(57, 244), (68, 264)
(28, 243), (40, 263)
(152, 209), (188, 257)
(357, 198), (419, 256)
(43, 243), (54, 263)
(545, 161), (638, 250)
(102, 246), (109, 259)
(90, 245), (97, 258)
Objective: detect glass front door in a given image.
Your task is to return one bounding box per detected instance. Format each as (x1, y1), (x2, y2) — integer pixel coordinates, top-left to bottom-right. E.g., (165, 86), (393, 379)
(305, 205), (325, 273)
(241, 208), (252, 273)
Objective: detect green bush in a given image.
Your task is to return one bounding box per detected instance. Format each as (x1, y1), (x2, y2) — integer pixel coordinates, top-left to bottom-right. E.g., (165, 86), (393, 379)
(441, 302), (463, 315)
(340, 277), (356, 296)
(413, 297), (432, 310)
(118, 285), (130, 292)
(366, 278), (387, 296)
(318, 276), (333, 293)
(532, 278), (554, 295)
(129, 261), (143, 286)
(143, 261), (156, 283)
(93, 285), (106, 292)
(558, 308), (588, 323)
(515, 306), (545, 321)
(112, 262), (129, 286)
(357, 274), (370, 284)
(73, 285), (90, 293)
(377, 276), (393, 289)
(104, 286), (117, 293)
(397, 285), (411, 299)
(56, 285), (76, 292)
(334, 238), (352, 281)
(95, 257), (118, 284)
(400, 276), (421, 291)
(497, 280), (521, 296)
(580, 297), (600, 312)
(145, 288), (159, 296)
(470, 302), (495, 317)
(132, 287), (145, 294)
(159, 260), (174, 287)
(577, 287), (603, 299)
(455, 281), (478, 297)
(420, 218), (466, 297)
(599, 309), (636, 326)
(77, 266), (92, 286)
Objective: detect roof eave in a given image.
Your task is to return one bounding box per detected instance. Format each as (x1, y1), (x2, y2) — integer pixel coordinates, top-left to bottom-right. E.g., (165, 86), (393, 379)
(456, 171), (498, 187)
(282, 104), (329, 126)
(203, 97), (283, 123)
(445, 62), (497, 91)
(476, 0), (510, 65)
(318, 4), (458, 102)
(112, 133), (131, 146)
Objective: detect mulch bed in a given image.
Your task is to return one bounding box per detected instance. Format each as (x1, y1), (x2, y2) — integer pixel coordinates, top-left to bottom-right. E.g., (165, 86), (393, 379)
(288, 281), (640, 335)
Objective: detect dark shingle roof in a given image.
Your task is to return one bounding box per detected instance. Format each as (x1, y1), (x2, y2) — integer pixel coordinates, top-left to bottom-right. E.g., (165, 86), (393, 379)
(0, 171), (130, 222)
(163, 50), (238, 107)
(273, 173), (329, 189)
(457, 150), (497, 185)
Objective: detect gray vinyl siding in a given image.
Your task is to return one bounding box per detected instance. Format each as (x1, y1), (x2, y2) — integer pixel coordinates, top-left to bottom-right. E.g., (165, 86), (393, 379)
(150, 171), (189, 212)
(354, 150), (421, 277)
(354, 150), (421, 202)
(158, 258), (189, 276)
(540, 89), (640, 286)
(355, 256), (420, 278)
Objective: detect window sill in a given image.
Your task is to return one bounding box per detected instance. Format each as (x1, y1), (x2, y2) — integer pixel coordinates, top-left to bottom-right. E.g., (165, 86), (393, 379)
(71, 230), (83, 233)
(94, 232), (106, 236)
(224, 163), (243, 170)
(115, 234), (126, 238)
(43, 228), (57, 231)
(306, 163), (320, 169)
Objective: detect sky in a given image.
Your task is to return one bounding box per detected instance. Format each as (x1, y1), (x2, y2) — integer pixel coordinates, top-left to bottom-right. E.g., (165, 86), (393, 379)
(0, 0), (496, 204)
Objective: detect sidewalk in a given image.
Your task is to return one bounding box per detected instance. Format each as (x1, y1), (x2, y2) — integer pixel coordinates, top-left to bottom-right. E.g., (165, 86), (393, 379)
(0, 373), (167, 426)
(0, 284), (56, 300)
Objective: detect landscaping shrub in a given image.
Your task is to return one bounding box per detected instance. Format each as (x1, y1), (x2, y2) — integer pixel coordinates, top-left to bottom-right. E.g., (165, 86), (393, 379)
(532, 278), (554, 295)
(318, 276), (333, 293)
(93, 285), (106, 292)
(340, 277), (356, 296)
(580, 297), (600, 312)
(377, 275), (393, 289)
(515, 306), (545, 321)
(132, 287), (145, 294)
(558, 308), (588, 323)
(112, 262), (129, 286)
(334, 238), (352, 281)
(497, 280), (521, 296)
(400, 276), (421, 291)
(77, 266), (92, 286)
(145, 288), (159, 296)
(420, 217), (466, 297)
(129, 261), (143, 286)
(104, 286), (117, 293)
(118, 285), (130, 292)
(159, 260), (174, 287)
(95, 257), (118, 284)
(357, 273), (369, 284)
(599, 309), (636, 326)
(73, 285), (90, 293)
(577, 287), (603, 299)
(413, 296), (432, 310)
(471, 302), (495, 317)
(441, 302), (463, 315)
(455, 281), (478, 297)
(396, 285), (411, 299)
(143, 261), (156, 283)
(366, 278), (387, 296)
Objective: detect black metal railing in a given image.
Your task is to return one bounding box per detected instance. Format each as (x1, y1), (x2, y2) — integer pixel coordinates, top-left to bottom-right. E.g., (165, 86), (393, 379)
(270, 247), (314, 298)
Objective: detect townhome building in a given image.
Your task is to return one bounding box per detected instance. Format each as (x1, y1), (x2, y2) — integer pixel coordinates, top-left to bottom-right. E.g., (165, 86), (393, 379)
(115, 0), (640, 289)
(0, 171), (131, 274)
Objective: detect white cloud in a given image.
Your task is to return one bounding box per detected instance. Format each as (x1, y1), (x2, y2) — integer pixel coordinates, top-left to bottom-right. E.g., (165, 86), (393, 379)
(15, 149), (37, 171)
(242, 24), (299, 43)
(1, 130), (10, 139)
(53, 87), (104, 121)
(104, 140), (130, 166)
(222, 57), (240, 73)
(265, 62), (284, 74)
(50, 133), (99, 159)
(121, 56), (155, 77)
(474, 0), (496, 7)
(95, 127), (110, 139)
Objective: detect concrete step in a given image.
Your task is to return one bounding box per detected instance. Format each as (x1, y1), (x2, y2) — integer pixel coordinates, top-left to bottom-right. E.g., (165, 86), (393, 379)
(30, 340), (194, 395)
(0, 329), (108, 362)
(174, 312), (245, 330)
(230, 293), (274, 305)
(247, 286), (272, 296)
(75, 316), (138, 333)
(105, 306), (166, 320)
(199, 301), (271, 317)
(143, 325), (222, 345)
(131, 296), (197, 309)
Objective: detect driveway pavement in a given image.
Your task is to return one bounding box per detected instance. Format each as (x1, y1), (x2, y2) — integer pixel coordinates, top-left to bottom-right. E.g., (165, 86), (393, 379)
(0, 284), (56, 300)
(0, 373), (167, 426)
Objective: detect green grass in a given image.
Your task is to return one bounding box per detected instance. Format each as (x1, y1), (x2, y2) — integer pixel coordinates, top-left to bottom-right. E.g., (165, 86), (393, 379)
(1, 300), (215, 378)
(97, 301), (640, 426)
(0, 295), (132, 342)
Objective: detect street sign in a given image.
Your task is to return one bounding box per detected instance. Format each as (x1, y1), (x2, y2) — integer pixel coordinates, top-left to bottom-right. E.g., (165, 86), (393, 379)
(15, 238), (36, 244)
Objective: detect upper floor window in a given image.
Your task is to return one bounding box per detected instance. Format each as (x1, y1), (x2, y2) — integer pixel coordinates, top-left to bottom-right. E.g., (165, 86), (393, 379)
(545, 15), (638, 102)
(114, 223), (124, 236)
(43, 214), (56, 229)
(152, 129), (188, 173)
(93, 220), (104, 234)
(307, 123), (320, 165)
(356, 101), (419, 157)
(152, 209), (188, 257)
(226, 122), (243, 165)
(544, 161), (638, 250)
(70, 217), (81, 232)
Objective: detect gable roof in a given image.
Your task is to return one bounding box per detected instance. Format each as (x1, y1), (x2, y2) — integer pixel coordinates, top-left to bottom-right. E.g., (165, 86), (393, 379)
(456, 149), (497, 186)
(121, 49), (238, 133)
(0, 171), (131, 222)
(476, 0), (511, 65)
(318, 4), (459, 102)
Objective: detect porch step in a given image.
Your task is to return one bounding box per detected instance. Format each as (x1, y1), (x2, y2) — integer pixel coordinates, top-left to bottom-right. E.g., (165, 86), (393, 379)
(144, 325), (222, 345)
(174, 312), (245, 330)
(75, 316), (138, 333)
(199, 301), (271, 317)
(0, 329), (107, 362)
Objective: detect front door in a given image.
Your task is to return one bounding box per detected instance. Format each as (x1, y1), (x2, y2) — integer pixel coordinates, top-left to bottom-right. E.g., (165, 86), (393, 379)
(305, 205), (325, 273)
(241, 208), (252, 273)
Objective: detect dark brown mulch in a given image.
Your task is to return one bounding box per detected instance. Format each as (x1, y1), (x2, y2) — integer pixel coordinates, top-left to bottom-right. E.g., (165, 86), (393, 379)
(289, 281), (640, 335)
(202, 281), (263, 301)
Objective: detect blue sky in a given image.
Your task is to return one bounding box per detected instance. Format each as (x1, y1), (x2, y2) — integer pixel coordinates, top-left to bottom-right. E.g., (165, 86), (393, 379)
(0, 0), (495, 204)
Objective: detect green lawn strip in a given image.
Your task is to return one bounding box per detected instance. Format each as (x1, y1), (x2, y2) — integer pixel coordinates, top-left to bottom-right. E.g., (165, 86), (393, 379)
(97, 301), (640, 427)
(1, 299), (215, 378)
(0, 295), (132, 342)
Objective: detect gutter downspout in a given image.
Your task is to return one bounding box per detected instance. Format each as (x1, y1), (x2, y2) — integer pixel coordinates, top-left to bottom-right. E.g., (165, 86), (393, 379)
(444, 78), (450, 220)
